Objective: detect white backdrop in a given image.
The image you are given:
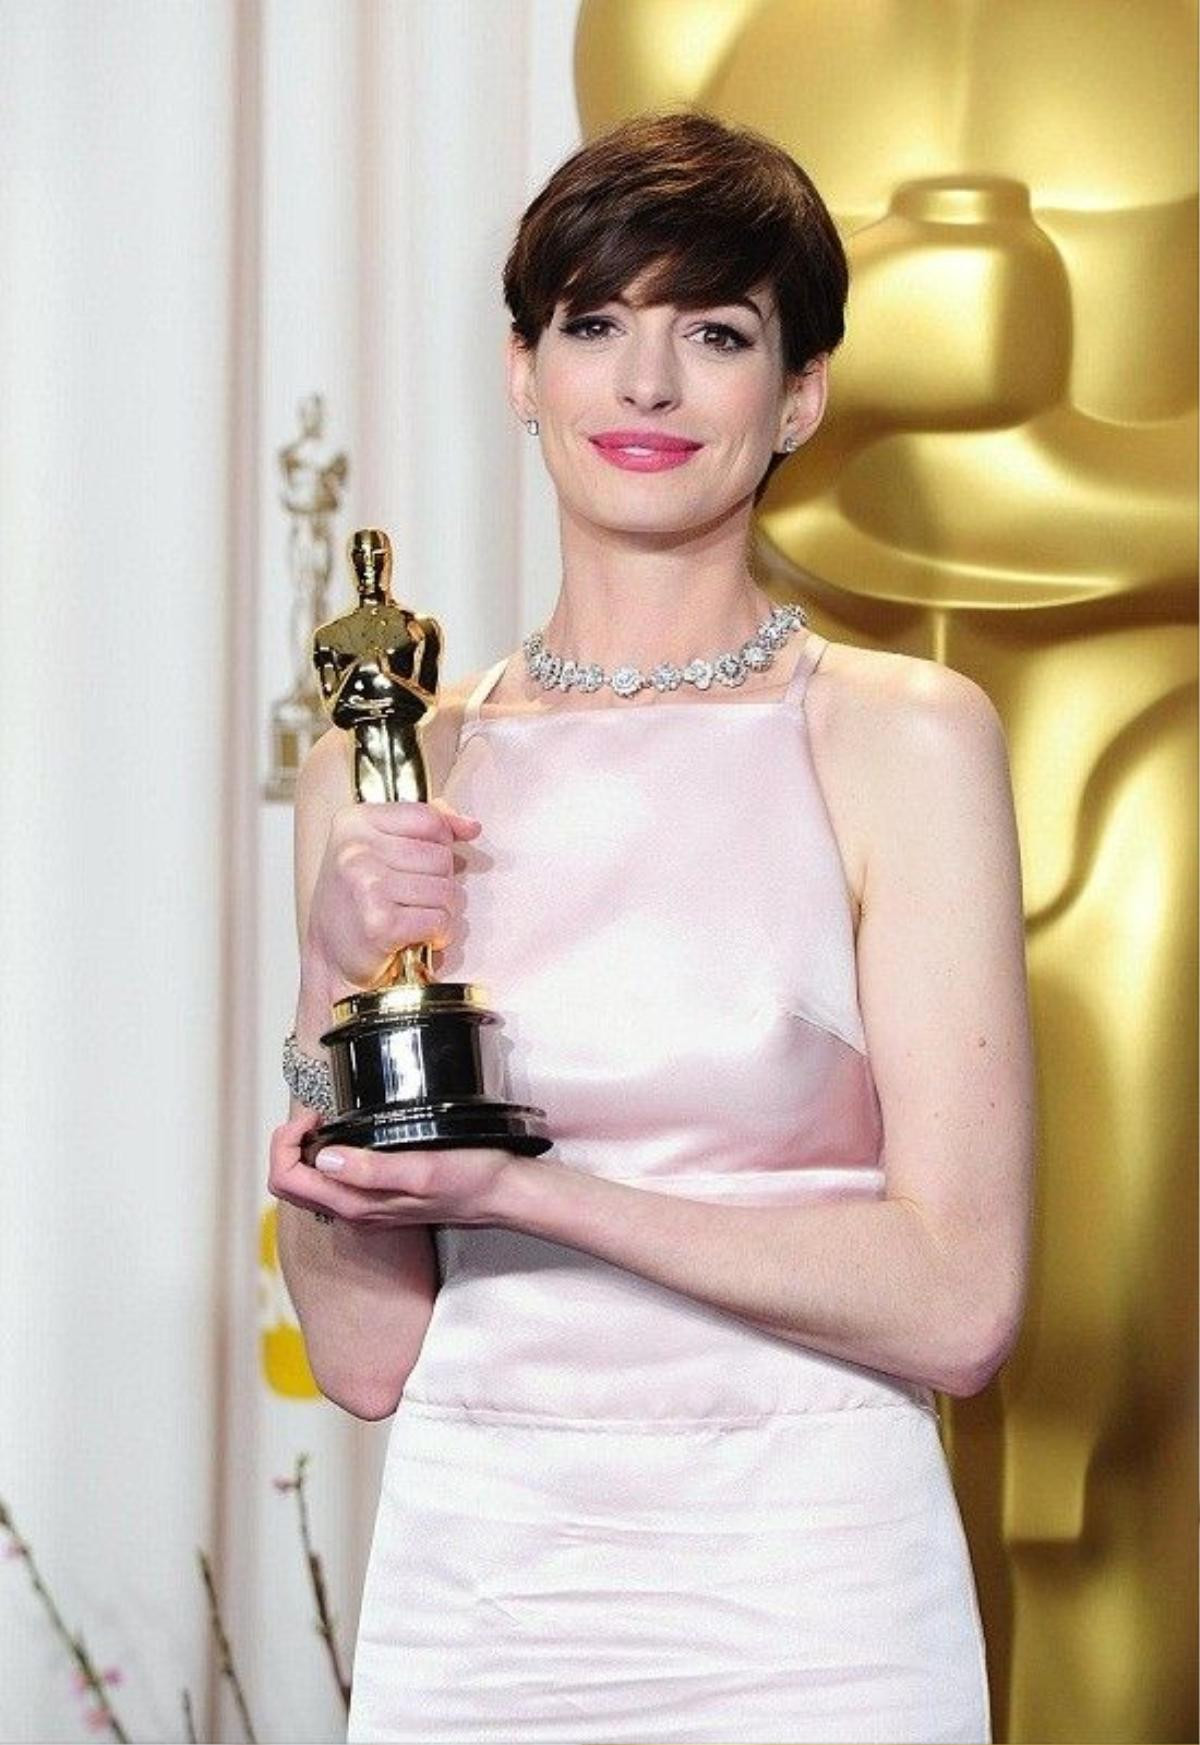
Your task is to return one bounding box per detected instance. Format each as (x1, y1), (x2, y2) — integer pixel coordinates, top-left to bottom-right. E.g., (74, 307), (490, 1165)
(0, 2), (580, 1739)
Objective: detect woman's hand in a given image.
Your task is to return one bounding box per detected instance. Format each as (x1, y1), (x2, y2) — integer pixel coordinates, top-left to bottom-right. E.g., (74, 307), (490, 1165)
(304, 798), (481, 989)
(268, 1108), (517, 1229)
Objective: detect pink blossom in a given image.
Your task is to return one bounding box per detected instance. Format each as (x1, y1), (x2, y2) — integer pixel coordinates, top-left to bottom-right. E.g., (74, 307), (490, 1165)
(2, 1540), (26, 1560)
(83, 1704), (109, 1731)
(272, 1476), (299, 1493)
(71, 1666), (122, 1695)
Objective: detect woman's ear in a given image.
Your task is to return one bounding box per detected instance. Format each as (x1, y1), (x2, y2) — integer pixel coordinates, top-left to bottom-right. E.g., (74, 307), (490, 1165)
(777, 352), (829, 449)
(506, 330), (537, 426)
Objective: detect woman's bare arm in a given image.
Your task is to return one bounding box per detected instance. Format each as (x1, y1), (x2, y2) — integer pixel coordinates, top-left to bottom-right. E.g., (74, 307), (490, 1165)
(274, 724), (440, 1422)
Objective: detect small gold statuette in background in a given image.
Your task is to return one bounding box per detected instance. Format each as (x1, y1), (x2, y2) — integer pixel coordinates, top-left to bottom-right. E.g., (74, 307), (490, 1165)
(302, 529), (550, 1161)
(263, 393), (349, 801)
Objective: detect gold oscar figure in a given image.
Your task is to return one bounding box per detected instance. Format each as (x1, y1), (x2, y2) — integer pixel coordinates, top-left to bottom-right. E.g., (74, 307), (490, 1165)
(575, 5), (1197, 1741)
(264, 394), (350, 800)
(305, 529), (549, 1159)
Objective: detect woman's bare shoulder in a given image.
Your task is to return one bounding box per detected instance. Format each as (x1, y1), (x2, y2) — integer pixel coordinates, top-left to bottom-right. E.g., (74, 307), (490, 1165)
(810, 637), (1001, 736)
(295, 720), (350, 813)
(803, 637), (1009, 917)
(420, 669), (494, 789)
(435, 671), (484, 715)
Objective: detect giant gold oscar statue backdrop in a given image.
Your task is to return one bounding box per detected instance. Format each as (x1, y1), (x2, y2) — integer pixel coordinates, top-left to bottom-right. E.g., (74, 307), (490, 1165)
(575, 2), (1198, 1741)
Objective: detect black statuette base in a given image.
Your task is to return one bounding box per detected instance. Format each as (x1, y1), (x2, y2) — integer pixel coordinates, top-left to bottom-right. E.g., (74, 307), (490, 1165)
(302, 983), (551, 1162)
(305, 1099), (552, 1160)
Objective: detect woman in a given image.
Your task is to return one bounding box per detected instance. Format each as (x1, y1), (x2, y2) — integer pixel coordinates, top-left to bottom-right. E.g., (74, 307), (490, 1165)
(270, 112), (1035, 1744)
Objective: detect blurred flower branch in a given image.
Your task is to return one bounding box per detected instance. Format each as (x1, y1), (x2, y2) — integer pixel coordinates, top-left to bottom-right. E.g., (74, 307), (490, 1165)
(198, 1550), (258, 1743)
(0, 1497), (130, 1741)
(0, 1455), (349, 1741)
(272, 1453), (351, 1713)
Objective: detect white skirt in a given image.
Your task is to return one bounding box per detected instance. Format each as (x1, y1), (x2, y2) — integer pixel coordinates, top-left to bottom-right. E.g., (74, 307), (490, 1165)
(348, 1399), (990, 1745)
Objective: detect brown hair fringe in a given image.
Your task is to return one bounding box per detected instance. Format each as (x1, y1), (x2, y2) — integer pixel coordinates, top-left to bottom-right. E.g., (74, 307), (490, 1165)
(502, 110), (849, 380)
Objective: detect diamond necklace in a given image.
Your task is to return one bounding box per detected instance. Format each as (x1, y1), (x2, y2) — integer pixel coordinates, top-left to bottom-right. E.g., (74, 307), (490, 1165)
(521, 602), (809, 699)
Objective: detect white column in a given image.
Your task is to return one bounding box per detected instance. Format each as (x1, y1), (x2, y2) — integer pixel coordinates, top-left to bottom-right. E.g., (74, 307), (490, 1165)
(238, 4), (384, 1741)
(0, 1), (239, 1738)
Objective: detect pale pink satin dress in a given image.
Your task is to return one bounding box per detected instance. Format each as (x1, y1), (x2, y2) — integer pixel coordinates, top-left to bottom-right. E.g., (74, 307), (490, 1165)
(348, 632), (991, 1745)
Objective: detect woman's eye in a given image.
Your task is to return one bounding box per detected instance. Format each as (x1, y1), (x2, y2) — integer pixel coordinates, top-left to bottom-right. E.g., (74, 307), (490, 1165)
(695, 323), (751, 353)
(558, 316), (752, 351)
(560, 316), (615, 340)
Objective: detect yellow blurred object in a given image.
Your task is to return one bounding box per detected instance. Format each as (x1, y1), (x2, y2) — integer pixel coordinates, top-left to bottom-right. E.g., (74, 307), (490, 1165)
(576, 3), (1198, 1740)
(259, 1204), (321, 1399)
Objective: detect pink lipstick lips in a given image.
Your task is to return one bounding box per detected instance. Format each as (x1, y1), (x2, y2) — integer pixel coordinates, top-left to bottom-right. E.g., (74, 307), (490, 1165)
(588, 429), (704, 473)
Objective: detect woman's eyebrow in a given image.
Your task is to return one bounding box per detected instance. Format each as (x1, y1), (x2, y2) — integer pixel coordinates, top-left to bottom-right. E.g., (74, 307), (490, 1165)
(606, 294), (768, 322)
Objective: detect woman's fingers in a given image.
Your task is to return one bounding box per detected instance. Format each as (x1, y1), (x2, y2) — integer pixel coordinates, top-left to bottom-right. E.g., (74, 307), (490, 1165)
(267, 1136), (420, 1224)
(347, 799), (479, 844)
(308, 798), (480, 986)
(431, 800), (482, 840)
(281, 1106), (323, 1142)
(310, 1143), (406, 1188)
(371, 835), (456, 878)
(332, 856), (460, 955)
(269, 1134), (510, 1227)
(358, 899), (450, 955)
(346, 799), (451, 841)
(307, 1144), (448, 1210)
(267, 1117), (374, 1224)
(376, 868), (455, 913)
(268, 1111), (323, 1199)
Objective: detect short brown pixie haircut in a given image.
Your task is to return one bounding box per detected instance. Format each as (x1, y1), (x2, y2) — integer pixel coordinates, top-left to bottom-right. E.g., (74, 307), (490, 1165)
(502, 110), (848, 493)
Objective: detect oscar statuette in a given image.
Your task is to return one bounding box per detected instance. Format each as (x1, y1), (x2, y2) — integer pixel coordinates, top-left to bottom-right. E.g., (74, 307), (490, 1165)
(303, 528), (550, 1160)
(263, 394), (349, 800)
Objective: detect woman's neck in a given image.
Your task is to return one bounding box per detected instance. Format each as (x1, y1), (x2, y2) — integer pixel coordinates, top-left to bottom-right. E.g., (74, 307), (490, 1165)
(541, 512), (772, 671)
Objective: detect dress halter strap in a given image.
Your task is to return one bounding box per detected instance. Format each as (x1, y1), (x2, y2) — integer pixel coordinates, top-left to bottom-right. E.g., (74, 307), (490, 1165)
(461, 655), (511, 724)
(782, 631), (829, 707)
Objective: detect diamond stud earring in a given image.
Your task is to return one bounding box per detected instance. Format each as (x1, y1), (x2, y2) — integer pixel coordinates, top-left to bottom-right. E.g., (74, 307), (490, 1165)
(781, 434), (799, 453)
(525, 417), (540, 436)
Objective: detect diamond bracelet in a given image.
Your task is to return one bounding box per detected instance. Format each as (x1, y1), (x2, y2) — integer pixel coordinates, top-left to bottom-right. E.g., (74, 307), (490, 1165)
(521, 601), (808, 699)
(283, 1031), (335, 1116)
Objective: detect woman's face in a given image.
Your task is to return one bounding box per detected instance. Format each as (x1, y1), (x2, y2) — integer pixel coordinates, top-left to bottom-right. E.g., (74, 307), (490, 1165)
(507, 274), (826, 540)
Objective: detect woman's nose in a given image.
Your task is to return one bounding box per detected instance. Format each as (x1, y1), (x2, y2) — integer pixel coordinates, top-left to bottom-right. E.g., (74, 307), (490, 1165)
(614, 329), (681, 412)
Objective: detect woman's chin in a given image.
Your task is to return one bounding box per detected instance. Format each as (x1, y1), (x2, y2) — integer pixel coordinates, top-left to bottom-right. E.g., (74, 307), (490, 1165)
(563, 485), (752, 543)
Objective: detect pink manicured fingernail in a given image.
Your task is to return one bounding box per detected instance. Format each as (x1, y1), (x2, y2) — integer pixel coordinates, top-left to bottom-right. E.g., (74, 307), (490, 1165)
(315, 1150), (345, 1172)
